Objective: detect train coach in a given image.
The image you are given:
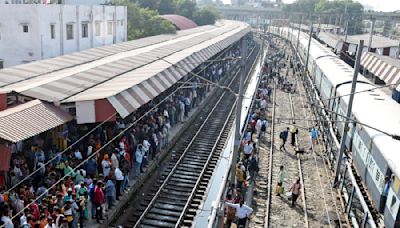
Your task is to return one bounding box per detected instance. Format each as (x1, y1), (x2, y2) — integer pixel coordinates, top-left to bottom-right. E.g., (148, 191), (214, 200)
(270, 26), (400, 227)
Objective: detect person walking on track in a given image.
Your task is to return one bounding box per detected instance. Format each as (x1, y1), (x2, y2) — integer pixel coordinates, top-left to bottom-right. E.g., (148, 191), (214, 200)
(279, 127), (289, 151)
(290, 123), (298, 146)
(290, 178), (301, 207)
(310, 125), (318, 148)
(225, 199), (253, 228)
(275, 165), (285, 196)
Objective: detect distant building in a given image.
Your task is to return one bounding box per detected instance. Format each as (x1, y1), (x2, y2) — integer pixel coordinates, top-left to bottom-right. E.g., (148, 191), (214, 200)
(0, 0), (112, 4)
(0, 4), (127, 68)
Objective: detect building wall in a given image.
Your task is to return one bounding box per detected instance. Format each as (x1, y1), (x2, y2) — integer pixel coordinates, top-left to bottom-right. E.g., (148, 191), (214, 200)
(0, 4), (127, 68)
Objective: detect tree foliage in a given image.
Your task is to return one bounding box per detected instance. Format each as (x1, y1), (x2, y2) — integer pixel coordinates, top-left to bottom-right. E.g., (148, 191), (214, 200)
(128, 0), (219, 25)
(194, 6), (221, 26)
(115, 0), (176, 40)
(283, 0), (364, 34)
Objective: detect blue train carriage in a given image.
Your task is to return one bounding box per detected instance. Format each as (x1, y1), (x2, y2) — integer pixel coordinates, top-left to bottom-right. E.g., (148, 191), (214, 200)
(336, 83), (400, 228)
(305, 32), (400, 227)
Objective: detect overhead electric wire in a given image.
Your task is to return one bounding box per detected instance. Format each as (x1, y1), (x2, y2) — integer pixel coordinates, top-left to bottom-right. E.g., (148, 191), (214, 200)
(5, 43), (249, 225)
(5, 45), (236, 195)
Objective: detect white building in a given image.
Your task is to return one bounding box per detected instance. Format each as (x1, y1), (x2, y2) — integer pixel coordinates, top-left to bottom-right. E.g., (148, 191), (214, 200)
(0, 4), (127, 68)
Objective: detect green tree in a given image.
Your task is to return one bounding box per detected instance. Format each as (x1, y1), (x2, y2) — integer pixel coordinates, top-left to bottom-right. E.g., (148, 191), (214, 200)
(158, 0), (177, 15)
(175, 0), (197, 20)
(193, 6), (220, 26)
(115, 0), (176, 40)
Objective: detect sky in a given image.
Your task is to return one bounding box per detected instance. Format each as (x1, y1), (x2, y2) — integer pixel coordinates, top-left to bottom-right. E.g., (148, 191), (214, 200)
(222, 0), (400, 12)
(281, 0), (400, 12)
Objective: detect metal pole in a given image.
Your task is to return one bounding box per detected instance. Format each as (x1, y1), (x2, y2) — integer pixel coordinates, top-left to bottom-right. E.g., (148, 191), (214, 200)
(397, 41), (400, 59)
(260, 23), (266, 67)
(296, 15), (302, 52)
(333, 40), (364, 186)
(229, 38), (247, 184)
(344, 20), (349, 43)
(363, 18), (375, 78)
(304, 19), (313, 77)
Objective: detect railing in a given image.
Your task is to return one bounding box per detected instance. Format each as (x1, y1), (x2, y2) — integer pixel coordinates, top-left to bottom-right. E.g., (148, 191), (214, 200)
(268, 26), (377, 228)
(207, 38), (265, 228)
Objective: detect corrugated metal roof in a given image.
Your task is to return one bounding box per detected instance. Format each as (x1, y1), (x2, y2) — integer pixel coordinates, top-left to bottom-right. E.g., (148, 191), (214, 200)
(63, 21), (249, 117)
(160, 14), (198, 30)
(0, 24), (214, 88)
(0, 100), (73, 143)
(0, 20), (249, 118)
(317, 32), (399, 49)
(361, 52), (400, 88)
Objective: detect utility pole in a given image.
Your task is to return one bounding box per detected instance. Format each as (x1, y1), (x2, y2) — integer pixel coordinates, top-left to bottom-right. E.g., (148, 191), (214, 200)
(229, 38), (247, 185)
(295, 15), (302, 62)
(260, 23), (266, 67)
(304, 19), (313, 78)
(363, 18), (375, 78)
(334, 40), (364, 186)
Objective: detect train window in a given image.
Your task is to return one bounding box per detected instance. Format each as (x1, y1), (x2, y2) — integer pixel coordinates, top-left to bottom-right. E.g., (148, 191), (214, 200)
(390, 195), (397, 212)
(376, 170), (382, 187)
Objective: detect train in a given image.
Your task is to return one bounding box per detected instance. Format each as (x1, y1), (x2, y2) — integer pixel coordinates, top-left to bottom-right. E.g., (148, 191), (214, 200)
(268, 27), (400, 228)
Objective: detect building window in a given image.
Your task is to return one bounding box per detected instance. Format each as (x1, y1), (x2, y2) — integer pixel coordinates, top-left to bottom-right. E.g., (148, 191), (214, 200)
(0, 60), (3, 69)
(107, 21), (113, 35)
(66, 24), (73, 40)
(81, 23), (88, 38)
(95, 21), (101, 36)
(121, 20), (124, 26)
(22, 25), (29, 33)
(50, 24), (55, 39)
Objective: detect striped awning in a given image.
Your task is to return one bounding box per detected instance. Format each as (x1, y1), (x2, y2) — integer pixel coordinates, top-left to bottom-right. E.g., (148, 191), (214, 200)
(0, 100), (73, 143)
(107, 27), (248, 118)
(361, 52), (400, 88)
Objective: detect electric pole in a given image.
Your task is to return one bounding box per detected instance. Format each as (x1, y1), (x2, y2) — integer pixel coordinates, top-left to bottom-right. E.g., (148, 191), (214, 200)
(230, 38), (247, 185)
(334, 40), (364, 186)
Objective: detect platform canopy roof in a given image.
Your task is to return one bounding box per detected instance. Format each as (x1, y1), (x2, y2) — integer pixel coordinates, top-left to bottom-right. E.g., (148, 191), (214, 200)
(160, 14), (198, 30)
(361, 52), (400, 90)
(0, 100), (72, 143)
(318, 32), (399, 49)
(0, 20), (250, 118)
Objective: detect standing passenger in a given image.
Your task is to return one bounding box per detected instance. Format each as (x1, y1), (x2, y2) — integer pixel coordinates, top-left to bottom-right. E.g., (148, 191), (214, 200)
(279, 128), (289, 151)
(290, 178), (301, 207)
(224, 200), (253, 228)
(135, 145), (144, 177)
(290, 124), (298, 146)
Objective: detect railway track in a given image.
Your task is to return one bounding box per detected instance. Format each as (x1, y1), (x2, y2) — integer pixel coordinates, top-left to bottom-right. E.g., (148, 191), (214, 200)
(115, 43), (261, 228)
(251, 36), (341, 228)
(132, 85), (236, 228)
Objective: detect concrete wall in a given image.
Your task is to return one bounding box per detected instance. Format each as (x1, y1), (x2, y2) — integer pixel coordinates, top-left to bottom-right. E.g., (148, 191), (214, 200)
(0, 4), (127, 68)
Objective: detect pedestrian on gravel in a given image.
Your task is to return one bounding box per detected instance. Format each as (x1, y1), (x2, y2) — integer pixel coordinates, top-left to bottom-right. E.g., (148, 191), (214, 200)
(248, 154), (259, 183)
(275, 165), (285, 196)
(224, 199), (253, 228)
(290, 123), (298, 146)
(310, 125), (318, 147)
(260, 119), (267, 138)
(290, 178), (301, 207)
(279, 128), (289, 151)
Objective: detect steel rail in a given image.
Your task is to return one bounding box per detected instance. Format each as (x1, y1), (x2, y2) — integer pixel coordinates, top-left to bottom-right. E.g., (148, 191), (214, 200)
(174, 99), (237, 228)
(133, 50), (245, 227)
(264, 83), (276, 228)
(288, 92), (309, 228)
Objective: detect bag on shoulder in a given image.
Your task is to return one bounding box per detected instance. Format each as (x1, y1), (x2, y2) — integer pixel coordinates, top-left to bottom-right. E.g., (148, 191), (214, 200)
(279, 131), (284, 139)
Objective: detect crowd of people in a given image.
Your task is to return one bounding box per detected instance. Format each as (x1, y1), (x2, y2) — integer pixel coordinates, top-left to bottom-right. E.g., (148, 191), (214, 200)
(0, 41), (249, 228)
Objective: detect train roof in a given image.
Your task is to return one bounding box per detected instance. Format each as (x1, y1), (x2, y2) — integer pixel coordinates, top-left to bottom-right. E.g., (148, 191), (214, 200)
(337, 83), (400, 179)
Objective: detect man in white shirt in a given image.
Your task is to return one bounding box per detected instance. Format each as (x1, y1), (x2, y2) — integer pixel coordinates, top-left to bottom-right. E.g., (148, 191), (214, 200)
(74, 148), (83, 160)
(115, 167), (124, 200)
(225, 200), (253, 227)
(243, 141), (253, 159)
